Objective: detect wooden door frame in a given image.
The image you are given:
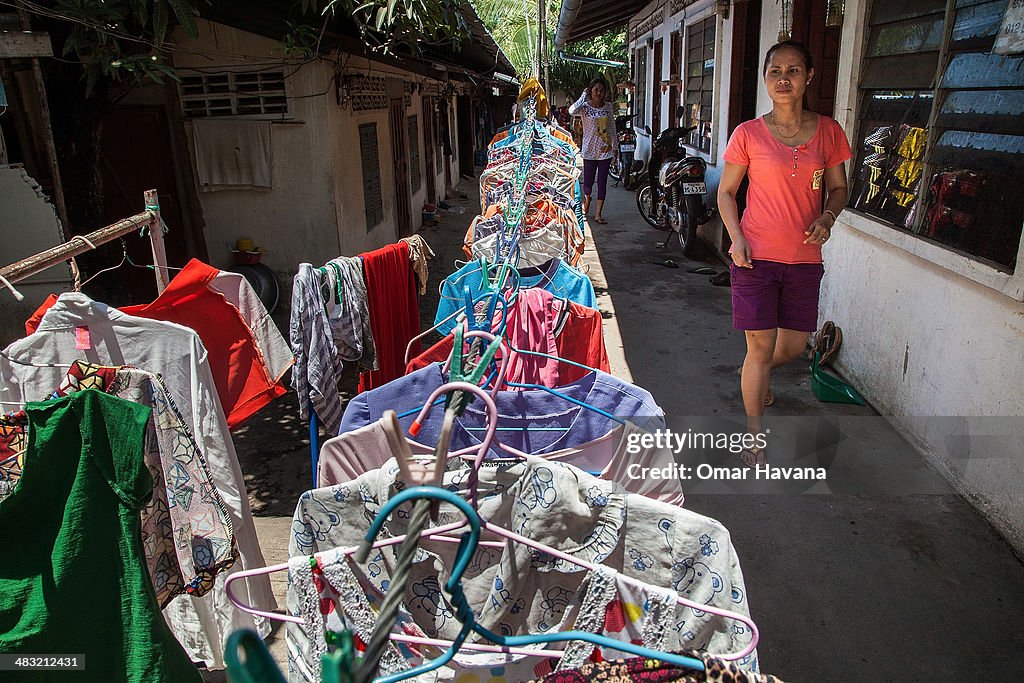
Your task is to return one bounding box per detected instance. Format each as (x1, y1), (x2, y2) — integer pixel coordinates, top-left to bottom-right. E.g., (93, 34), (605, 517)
(791, 0), (840, 115)
(652, 38), (664, 137)
(422, 97), (436, 204)
(389, 97), (411, 237)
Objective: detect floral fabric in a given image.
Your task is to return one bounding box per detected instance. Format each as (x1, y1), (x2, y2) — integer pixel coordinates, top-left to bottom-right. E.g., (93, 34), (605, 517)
(54, 361), (238, 606)
(287, 456), (757, 681)
(528, 651), (784, 683)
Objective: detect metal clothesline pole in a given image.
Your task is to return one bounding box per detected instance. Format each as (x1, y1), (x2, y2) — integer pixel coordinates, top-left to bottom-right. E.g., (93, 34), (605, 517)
(0, 189), (168, 295)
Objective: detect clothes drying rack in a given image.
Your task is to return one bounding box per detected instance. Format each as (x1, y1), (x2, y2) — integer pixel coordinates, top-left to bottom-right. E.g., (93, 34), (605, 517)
(0, 189), (170, 299)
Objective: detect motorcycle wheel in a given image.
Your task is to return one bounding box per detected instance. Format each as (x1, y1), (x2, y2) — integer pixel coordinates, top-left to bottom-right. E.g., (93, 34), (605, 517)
(609, 159), (622, 181)
(627, 160), (645, 189)
(680, 195), (702, 256)
(637, 185), (667, 230)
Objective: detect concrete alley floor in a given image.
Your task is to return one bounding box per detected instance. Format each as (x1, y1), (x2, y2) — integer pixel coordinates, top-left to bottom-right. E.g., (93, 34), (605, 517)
(225, 179), (1024, 681)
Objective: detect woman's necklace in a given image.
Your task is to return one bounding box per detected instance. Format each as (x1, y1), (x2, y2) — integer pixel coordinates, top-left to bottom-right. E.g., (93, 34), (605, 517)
(770, 112), (802, 140)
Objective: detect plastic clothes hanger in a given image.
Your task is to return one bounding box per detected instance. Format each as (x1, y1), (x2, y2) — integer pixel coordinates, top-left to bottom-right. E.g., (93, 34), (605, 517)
(352, 486), (483, 683)
(226, 386), (555, 662)
(403, 389), (759, 664)
(224, 628), (289, 683)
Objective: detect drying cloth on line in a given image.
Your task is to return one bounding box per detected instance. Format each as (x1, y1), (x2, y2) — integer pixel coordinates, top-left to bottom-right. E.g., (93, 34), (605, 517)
(399, 235), (435, 295)
(325, 256), (378, 373)
(408, 288), (609, 386)
(0, 391), (201, 682)
(121, 259), (290, 429)
(24, 261), (293, 430)
(3, 293), (276, 666)
(357, 241), (421, 392)
(192, 119), (272, 191)
(291, 263), (346, 435)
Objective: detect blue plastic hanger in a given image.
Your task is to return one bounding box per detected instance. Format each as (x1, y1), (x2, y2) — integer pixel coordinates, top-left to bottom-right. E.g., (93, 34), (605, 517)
(359, 486), (482, 683)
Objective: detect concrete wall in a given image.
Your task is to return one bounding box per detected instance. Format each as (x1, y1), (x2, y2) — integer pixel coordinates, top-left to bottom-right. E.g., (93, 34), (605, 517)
(0, 165), (73, 346)
(171, 20), (467, 280)
(172, 21), (340, 277)
(822, 0), (1024, 552)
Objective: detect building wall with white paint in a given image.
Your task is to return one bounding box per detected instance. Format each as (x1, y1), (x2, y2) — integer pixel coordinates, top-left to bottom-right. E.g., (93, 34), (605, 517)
(624, 0), (1024, 551)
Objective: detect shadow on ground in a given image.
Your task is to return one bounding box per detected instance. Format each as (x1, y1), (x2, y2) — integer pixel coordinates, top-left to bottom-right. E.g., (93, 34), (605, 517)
(585, 183), (1024, 680)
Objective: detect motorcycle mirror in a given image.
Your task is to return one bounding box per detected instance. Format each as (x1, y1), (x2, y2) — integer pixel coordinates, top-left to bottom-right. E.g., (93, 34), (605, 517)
(643, 125), (652, 135)
(676, 105), (685, 119)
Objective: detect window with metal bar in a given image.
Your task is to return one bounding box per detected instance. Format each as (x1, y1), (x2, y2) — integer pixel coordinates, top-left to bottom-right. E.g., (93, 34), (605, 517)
(635, 47), (648, 128)
(359, 123), (384, 230)
(408, 115), (421, 192)
(850, 0), (1024, 271)
(685, 16), (716, 153)
(179, 70), (289, 118)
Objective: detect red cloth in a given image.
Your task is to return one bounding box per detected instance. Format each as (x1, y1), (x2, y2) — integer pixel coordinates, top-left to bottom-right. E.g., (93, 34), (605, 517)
(118, 259), (286, 428)
(22, 261), (286, 429)
(405, 297), (609, 385)
(358, 242), (421, 392)
(24, 293), (59, 336)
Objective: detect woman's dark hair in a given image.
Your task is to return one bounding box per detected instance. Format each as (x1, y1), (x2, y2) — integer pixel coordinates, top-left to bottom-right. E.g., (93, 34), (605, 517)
(762, 40), (814, 75)
(587, 76), (611, 94)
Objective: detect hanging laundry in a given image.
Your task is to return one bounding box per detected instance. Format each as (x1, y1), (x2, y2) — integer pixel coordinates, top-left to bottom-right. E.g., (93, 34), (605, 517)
(358, 241), (421, 392)
(527, 651), (783, 682)
(1, 292), (276, 667)
(207, 267), (294, 390)
(119, 259), (290, 429)
(0, 390), (201, 682)
(339, 363), (664, 453)
(318, 416), (683, 506)
(409, 288), (608, 385)
(288, 455), (756, 678)
(49, 361), (238, 606)
(434, 258), (596, 336)
(23, 260), (294, 430)
(324, 256), (378, 371)
(399, 234), (436, 295)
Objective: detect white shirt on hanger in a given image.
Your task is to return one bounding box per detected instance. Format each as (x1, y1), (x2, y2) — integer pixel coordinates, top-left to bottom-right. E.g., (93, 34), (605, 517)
(0, 292), (276, 667)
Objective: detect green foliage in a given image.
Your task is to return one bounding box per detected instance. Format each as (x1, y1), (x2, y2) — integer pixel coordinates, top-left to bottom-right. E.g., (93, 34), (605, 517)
(52, 0), (199, 95)
(473, 0), (627, 94)
(302, 0), (469, 54)
(548, 29), (628, 98)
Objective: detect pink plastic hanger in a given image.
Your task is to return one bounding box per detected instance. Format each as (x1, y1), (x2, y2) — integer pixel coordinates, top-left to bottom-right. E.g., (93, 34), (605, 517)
(224, 380), (567, 659)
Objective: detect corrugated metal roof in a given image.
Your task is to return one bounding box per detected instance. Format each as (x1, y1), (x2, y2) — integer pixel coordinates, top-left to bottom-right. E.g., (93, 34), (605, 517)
(556, 0), (648, 47)
(196, 0), (514, 78)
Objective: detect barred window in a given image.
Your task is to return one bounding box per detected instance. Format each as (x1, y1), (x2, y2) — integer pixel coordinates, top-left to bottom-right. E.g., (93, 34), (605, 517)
(408, 115), (421, 192)
(634, 47), (648, 128)
(180, 70), (289, 118)
(685, 16), (716, 154)
(850, 0), (1024, 271)
(359, 123), (384, 230)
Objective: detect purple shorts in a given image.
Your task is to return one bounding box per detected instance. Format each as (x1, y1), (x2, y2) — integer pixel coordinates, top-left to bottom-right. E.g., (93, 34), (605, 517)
(730, 260), (824, 332)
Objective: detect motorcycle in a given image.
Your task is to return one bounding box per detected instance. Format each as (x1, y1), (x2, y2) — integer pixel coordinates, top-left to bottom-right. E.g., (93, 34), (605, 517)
(636, 107), (716, 256)
(609, 114), (645, 191)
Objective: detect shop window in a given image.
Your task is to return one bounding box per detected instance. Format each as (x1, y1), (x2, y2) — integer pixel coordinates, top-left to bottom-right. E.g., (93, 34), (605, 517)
(685, 16), (716, 153)
(850, 0), (1024, 271)
(180, 70), (289, 118)
(359, 123), (383, 230)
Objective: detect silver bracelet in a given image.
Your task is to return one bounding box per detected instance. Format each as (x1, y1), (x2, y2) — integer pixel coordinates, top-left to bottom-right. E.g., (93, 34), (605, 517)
(824, 209), (838, 225)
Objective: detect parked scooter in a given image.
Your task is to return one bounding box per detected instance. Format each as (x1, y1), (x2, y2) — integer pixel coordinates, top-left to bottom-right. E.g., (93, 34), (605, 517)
(609, 114), (645, 190)
(636, 106), (716, 256)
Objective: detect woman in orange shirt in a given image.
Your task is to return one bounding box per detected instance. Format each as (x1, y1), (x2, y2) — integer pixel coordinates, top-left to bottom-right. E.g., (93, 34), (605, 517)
(718, 41), (852, 465)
